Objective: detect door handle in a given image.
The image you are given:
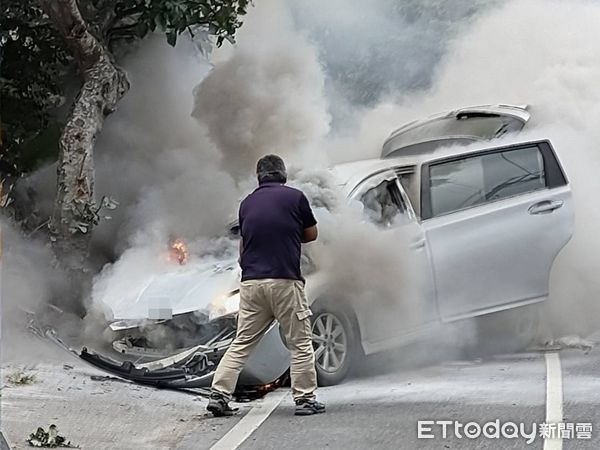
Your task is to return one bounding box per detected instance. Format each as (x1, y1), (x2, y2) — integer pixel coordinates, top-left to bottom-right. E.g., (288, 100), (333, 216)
(410, 239), (426, 250)
(528, 200), (564, 215)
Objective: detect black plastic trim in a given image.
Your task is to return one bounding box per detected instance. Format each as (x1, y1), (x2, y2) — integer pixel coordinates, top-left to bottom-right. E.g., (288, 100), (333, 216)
(80, 348), (187, 387)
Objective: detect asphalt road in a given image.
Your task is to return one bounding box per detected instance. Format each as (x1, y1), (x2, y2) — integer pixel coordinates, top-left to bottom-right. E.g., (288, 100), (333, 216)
(239, 346), (600, 449)
(2, 338), (599, 449)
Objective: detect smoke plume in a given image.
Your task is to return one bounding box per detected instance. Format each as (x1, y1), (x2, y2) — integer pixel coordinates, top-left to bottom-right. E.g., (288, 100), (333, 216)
(192, 0), (330, 179)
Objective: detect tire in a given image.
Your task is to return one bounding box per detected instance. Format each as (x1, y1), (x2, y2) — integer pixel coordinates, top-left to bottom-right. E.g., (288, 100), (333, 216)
(476, 304), (541, 354)
(310, 301), (360, 386)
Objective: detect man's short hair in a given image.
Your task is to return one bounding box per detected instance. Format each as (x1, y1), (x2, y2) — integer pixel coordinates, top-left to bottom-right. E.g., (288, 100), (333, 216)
(256, 154), (287, 184)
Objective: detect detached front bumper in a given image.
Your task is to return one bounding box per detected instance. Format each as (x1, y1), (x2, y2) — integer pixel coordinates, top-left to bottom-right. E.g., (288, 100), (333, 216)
(80, 346), (216, 388)
(81, 320), (291, 389)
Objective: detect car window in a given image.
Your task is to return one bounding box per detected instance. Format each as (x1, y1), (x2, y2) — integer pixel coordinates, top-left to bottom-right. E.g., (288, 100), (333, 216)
(359, 179), (408, 226)
(429, 146), (546, 217)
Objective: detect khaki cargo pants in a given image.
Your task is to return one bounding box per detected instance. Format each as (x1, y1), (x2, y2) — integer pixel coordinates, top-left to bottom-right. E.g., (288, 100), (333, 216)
(211, 279), (317, 401)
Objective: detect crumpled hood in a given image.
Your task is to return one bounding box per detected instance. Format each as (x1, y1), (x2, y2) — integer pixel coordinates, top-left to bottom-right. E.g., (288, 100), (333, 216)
(108, 258), (241, 320)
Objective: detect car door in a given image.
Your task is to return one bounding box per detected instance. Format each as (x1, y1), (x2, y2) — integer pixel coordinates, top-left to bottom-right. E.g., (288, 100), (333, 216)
(420, 140), (574, 321)
(348, 170), (438, 349)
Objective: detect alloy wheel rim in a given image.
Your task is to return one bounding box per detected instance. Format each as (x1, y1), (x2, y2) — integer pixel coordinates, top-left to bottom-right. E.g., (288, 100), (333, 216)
(312, 313), (348, 373)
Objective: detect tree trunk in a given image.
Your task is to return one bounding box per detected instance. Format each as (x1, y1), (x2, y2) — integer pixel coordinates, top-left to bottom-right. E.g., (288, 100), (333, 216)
(39, 0), (129, 311)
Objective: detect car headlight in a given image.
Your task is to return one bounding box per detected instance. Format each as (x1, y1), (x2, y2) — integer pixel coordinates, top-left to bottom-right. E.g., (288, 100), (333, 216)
(209, 291), (240, 321)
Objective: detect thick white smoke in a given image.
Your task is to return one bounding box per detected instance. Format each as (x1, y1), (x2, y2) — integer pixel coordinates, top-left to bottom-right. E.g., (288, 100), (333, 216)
(288, 0), (496, 126)
(192, 0), (330, 179)
(92, 37), (240, 254)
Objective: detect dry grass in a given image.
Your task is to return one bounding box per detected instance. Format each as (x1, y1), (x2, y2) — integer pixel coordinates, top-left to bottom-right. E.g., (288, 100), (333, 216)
(6, 370), (37, 385)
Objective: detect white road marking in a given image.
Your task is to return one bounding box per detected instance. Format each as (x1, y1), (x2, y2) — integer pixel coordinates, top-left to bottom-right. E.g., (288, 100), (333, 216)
(544, 352), (563, 450)
(210, 389), (287, 450)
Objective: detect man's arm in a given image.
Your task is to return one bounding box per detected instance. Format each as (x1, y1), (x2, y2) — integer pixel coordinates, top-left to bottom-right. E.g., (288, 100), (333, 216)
(299, 193), (318, 243)
(302, 225), (318, 243)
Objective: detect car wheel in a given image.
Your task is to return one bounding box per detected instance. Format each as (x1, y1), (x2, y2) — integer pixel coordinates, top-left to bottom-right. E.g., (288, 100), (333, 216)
(310, 301), (359, 386)
(476, 304), (541, 354)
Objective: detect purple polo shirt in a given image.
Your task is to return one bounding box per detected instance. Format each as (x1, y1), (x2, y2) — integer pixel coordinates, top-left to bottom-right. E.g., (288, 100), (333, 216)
(239, 182), (317, 282)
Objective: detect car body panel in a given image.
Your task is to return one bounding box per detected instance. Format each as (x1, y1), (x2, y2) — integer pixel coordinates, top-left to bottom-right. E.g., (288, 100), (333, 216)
(422, 185), (573, 321)
(419, 140), (573, 322)
(103, 259), (240, 321)
(339, 170), (437, 347)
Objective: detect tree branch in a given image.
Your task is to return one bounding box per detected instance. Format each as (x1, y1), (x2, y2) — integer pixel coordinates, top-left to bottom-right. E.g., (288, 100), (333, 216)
(38, 0), (102, 71)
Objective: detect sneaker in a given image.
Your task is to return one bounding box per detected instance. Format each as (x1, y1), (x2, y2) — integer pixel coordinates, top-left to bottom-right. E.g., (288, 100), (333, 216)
(294, 398), (326, 416)
(207, 393), (239, 417)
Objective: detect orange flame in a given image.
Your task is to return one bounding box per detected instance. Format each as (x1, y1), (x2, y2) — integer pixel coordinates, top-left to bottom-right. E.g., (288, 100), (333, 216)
(168, 239), (188, 265)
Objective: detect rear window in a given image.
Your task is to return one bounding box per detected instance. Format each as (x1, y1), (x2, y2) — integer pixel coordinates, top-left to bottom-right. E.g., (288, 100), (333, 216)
(428, 146), (546, 218)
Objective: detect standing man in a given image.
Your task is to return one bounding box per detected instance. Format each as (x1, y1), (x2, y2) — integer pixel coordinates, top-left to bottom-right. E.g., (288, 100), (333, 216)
(207, 155), (325, 417)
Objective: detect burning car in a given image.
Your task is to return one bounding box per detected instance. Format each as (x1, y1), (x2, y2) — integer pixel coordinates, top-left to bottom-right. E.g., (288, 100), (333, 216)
(79, 105), (574, 389)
